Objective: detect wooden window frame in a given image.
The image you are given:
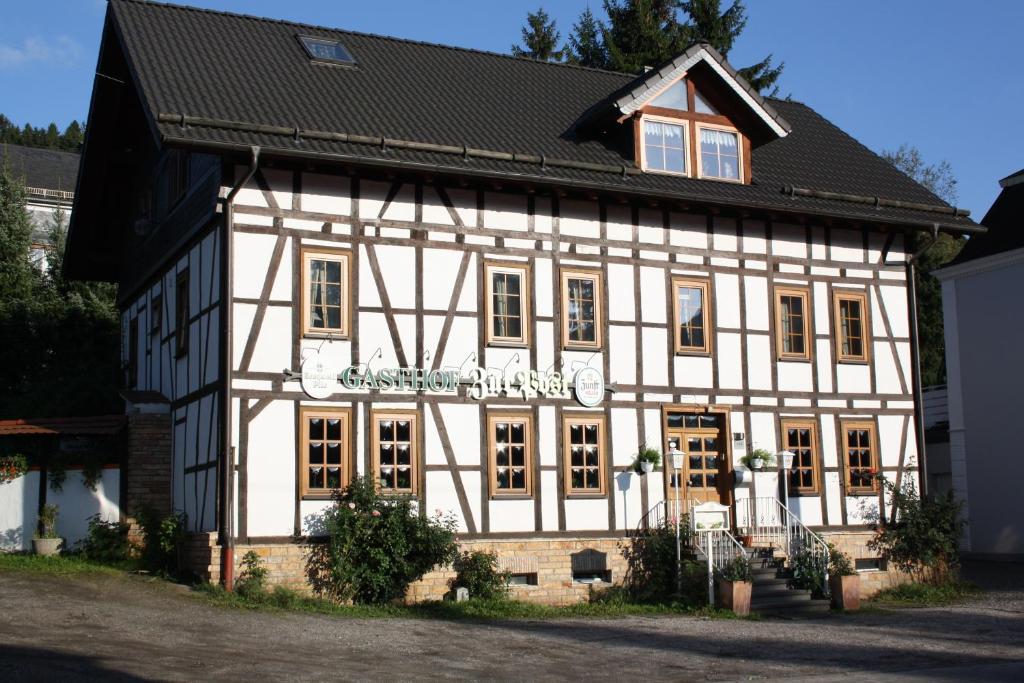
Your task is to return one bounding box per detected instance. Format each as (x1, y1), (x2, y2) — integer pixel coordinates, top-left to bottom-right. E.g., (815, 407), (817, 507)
(174, 269), (189, 358)
(695, 122), (744, 184)
(484, 260), (531, 347)
(301, 246), (353, 338)
(840, 419), (879, 495)
(637, 114), (690, 178)
(833, 290), (871, 363)
(299, 406), (353, 499)
(671, 277), (713, 355)
(560, 267), (604, 350)
(370, 409), (420, 496)
(562, 413), (607, 497)
(486, 412), (534, 498)
(150, 294), (163, 336)
(780, 418), (820, 495)
(774, 285), (812, 361)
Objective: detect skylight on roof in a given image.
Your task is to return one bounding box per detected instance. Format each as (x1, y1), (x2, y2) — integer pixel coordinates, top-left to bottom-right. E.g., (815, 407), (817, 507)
(298, 35), (356, 66)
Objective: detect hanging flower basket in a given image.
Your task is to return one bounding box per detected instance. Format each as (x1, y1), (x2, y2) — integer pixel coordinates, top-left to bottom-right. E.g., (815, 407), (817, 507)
(0, 455), (28, 484)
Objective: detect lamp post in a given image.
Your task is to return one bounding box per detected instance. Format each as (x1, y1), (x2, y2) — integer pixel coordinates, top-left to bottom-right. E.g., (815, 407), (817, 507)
(779, 449), (795, 554)
(668, 440), (684, 596)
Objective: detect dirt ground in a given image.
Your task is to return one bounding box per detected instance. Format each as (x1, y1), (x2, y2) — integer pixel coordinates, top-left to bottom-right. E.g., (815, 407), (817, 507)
(0, 560), (1021, 682)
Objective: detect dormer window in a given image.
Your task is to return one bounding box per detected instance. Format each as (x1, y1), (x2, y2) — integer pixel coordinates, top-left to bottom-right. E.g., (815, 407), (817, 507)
(698, 126), (741, 181)
(641, 118), (688, 175)
(650, 79), (688, 111)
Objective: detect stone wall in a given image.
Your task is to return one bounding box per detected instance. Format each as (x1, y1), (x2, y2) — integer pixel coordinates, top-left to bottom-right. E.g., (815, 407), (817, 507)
(820, 530), (913, 597)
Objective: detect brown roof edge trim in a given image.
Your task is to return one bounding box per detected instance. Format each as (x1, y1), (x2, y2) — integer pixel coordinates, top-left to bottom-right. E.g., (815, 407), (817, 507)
(783, 185), (971, 219)
(156, 112), (642, 178)
(160, 133), (985, 236)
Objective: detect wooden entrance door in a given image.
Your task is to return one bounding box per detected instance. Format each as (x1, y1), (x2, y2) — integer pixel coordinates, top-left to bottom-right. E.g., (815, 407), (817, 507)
(665, 412), (730, 506)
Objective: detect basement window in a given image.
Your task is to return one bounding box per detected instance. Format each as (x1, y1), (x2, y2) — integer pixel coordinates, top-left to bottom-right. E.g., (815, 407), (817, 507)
(855, 557), (887, 572)
(572, 570), (611, 584)
(298, 35), (357, 66)
(508, 573), (538, 586)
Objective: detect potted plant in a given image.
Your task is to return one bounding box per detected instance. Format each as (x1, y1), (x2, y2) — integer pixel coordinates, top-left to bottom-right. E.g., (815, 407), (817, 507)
(740, 448), (775, 471)
(716, 556), (753, 616)
(827, 545), (860, 610)
(632, 445), (661, 475)
(33, 504), (62, 556)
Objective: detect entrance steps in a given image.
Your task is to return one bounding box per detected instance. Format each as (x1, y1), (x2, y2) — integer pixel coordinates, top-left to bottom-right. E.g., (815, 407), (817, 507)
(745, 548), (830, 615)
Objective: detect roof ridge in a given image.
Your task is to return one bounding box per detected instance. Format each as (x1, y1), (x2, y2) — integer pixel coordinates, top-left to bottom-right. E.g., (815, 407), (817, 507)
(111, 0), (635, 79)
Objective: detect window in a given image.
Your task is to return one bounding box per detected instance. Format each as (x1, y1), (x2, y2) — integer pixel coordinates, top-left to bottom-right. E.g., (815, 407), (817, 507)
(300, 408), (352, 497)
(694, 89), (718, 115)
(372, 411), (418, 495)
(174, 270), (189, 358)
(561, 268), (603, 349)
(302, 247), (351, 337)
(563, 414), (606, 495)
(151, 294), (162, 335)
(487, 413), (533, 496)
(641, 118), (688, 175)
(650, 79), (688, 110)
(297, 35), (357, 66)
(672, 277), (711, 354)
(697, 126), (741, 181)
(841, 420), (878, 494)
(774, 286), (811, 360)
(485, 262), (530, 346)
(834, 290), (870, 362)
(127, 317), (139, 388)
(166, 149), (190, 208)
(781, 419), (819, 494)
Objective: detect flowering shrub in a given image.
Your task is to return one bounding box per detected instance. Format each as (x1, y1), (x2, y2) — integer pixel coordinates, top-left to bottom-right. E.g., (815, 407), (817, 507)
(451, 550), (510, 600)
(309, 476), (459, 604)
(0, 454), (28, 484)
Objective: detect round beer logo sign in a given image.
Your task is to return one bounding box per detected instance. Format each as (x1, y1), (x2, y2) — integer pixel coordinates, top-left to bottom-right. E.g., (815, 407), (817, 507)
(573, 366), (605, 407)
(300, 350), (338, 400)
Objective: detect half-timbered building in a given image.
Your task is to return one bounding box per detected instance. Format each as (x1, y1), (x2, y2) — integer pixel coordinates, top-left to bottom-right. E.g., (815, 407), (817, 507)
(67, 0), (981, 601)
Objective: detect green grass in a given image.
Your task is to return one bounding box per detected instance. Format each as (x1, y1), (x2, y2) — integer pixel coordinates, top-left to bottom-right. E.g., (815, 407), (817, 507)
(868, 581), (979, 607)
(194, 584), (752, 621)
(0, 552), (135, 576)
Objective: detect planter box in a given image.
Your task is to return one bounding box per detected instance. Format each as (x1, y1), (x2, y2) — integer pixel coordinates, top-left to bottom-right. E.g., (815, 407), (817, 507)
(830, 574), (860, 611)
(33, 538), (62, 557)
(717, 577), (752, 616)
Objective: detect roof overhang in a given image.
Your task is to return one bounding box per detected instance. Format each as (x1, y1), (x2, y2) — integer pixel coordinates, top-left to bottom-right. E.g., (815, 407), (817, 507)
(613, 43), (791, 138)
(934, 244), (1024, 281)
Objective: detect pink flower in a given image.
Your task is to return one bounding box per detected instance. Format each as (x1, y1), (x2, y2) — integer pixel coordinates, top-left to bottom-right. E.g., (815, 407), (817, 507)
(371, 510), (381, 517)
(435, 508), (443, 517)
(348, 502), (356, 509)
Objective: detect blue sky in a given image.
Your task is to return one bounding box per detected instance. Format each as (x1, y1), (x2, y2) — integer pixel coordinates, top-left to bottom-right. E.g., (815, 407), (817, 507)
(2, 1), (1021, 218)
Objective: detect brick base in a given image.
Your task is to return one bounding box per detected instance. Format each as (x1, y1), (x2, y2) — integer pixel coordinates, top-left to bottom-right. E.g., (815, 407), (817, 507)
(181, 529), (912, 604)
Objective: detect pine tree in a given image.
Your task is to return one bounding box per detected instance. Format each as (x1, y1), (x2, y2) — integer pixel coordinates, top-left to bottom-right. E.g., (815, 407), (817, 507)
(881, 145), (963, 387)
(511, 7), (564, 61)
(565, 8), (608, 69)
(0, 156), (37, 301)
(61, 121), (84, 152)
(601, 0), (685, 74)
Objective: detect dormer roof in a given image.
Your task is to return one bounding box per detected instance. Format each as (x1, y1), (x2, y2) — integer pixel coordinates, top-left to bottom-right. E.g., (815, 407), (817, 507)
(611, 43), (791, 138)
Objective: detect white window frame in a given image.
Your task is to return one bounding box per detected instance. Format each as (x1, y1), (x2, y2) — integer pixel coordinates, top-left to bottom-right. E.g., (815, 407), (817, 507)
(695, 122), (743, 184)
(639, 114), (690, 177)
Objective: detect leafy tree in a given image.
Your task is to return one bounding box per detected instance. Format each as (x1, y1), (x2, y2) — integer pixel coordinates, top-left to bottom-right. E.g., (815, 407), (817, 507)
(565, 7), (608, 69)
(511, 7), (564, 61)
(881, 145), (964, 386)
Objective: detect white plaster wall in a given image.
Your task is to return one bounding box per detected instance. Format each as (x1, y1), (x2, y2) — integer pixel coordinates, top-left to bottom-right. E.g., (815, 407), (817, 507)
(0, 472), (39, 551)
(0, 471), (120, 551)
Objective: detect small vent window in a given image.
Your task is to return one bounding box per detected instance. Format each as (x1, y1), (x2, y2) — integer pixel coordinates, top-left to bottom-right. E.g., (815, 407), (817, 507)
(298, 35), (356, 66)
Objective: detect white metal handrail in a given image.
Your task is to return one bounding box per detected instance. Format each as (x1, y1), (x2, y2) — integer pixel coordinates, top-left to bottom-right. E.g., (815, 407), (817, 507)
(736, 496), (830, 593)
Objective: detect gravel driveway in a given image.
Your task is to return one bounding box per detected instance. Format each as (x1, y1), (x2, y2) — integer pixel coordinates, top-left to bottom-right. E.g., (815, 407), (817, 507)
(0, 561), (1021, 682)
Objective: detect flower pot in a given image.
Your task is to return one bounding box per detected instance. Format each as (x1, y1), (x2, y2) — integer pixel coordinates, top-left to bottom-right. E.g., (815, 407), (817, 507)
(829, 574), (860, 611)
(640, 461), (654, 474)
(734, 468), (750, 485)
(716, 577), (752, 616)
(33, 538), (62, 557)
(750, 458), (764, 470)
(739, 534), (754, 547)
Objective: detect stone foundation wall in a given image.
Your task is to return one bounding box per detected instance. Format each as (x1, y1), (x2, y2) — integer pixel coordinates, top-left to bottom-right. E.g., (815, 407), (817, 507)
(820, 530), (913, 597)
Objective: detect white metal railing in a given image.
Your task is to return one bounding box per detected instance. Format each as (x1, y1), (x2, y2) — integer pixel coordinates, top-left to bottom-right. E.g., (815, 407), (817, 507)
(736, 496), (829, 593)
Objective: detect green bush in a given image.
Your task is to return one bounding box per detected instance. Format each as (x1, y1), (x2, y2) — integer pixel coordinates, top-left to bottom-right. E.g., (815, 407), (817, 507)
(788, 547), (826, 595)
(80, 515), (131, 563)
(828, 545), (856, 577)
(309, 476), (459, 605)
(868, 477), (965, 584)
(620, 519), (705, 604)
(236, 550), (269, 598)
(36, 503), (59, 539)
(137, 509), (186, 575)
(451, 550), (510, 600)
(719, 556), (752, 582)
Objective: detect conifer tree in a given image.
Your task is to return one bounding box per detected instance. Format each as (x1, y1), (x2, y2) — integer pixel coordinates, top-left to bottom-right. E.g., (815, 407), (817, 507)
(511, 8), (564, 61)
(565, 8), (608, 69)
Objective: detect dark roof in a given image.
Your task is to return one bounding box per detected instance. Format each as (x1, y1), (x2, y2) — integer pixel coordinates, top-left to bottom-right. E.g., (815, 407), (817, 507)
(948, 177), (1024, 264)
(99, 0), (976, 233)
(1, 144), (79, 192)
(0, 415), (125, 436)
